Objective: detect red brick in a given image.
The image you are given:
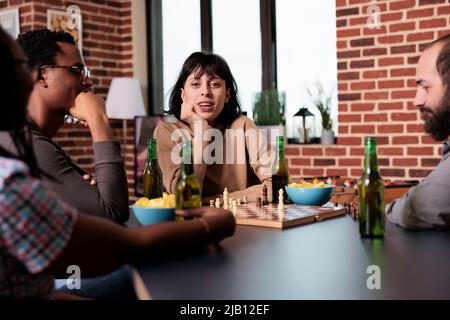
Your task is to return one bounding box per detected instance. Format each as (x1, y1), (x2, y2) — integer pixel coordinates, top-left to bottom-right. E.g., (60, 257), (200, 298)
(378, 35), (404, 44)
(338, 137), (362, 145)
(379, 102), (404, 110)
(336, 7), (359, 17)
(338, 72), (360, 80)
(339, 158), (362, 166)
(408, 147), (434, 155)
(421, 135), (439, 144)
(437, 6), (450, 15)
(363, 26), (388, 36)
(408, 8), (434, 18)
(291, 158), (311, 166)
(363, 48), (388, 56)
(364, 91), (389, 100)
(337, 40), (348, 49)
(421, 158), (440, 167)
(285, 148), (300, 156)
(420, 18), (447, 29)
(351, 103), (375, 112)
(378, 80), (404, 89)
(349, 17), (368, 25)
(325, 148), (347, 156)
(364, 113), (388, 122)
(419, 0), (445, 5)
(378, 57), (404, 67)
(339, 93), (362, 101)
(391, 68), (416, 77)
(363, 70), (388, 79)
(379, 147), (403, 156)
(378, 125), (404, 133)
(339, 114), (362, 122)
(351, 168), (363, 176)
(326, 169), (349, 177)
(336, 0), (347, 7)
(350, 59), (375, 68)
(289, 168), (301, 176)
(389, 0), (415, 10)
(350, 38), (375, 47)
(390, 45), (416, 55)
(337, 50), (361, 58)
(314, 159), (336, 166)
(303, 169), (324, 177)
(391, 90), (416, 99)
(339, 126), (349, 134)
(391, 112), (417, 121)
(338, 82), (348, 91)
(339, 104), (348, 112)
(407, 31), (435, 42)
(351, 81), (376, 90)
(381, 169), (406, 177)
(350, 148), (365, 156)
(393, 158), (418, 166)
(409, 169), (432, 178)
(302, 148), (323, 156)
(337, 28), (361, 37)
(337, 19), (348, 28)
(389, 22), (416, 33)
(381, 12), (403, 22)
(392, 136), (419, 144)
(351, 125), (375, 134)
(408, 124), (425, 132)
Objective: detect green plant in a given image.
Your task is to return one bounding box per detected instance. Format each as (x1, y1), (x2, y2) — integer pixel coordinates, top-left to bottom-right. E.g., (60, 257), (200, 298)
(252, 89), (285, 126)
(306, 82), (333, 131)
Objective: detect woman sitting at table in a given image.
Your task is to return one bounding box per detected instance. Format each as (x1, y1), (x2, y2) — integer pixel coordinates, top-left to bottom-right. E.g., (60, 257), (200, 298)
(154, 52), (274, 203)
(0, 27), (235, 300)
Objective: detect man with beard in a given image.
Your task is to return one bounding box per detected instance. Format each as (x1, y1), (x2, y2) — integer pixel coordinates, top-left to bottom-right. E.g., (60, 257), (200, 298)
(386, 34), (450, 229)
(0, 29), (129, 223)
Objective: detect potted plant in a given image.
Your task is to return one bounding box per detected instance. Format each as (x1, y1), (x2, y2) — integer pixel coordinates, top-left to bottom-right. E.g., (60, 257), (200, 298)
(306, 82), (335, 144)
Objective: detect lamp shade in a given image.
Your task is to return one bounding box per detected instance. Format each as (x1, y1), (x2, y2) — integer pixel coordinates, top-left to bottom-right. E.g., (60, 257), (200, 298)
(106, 77), (146, 119)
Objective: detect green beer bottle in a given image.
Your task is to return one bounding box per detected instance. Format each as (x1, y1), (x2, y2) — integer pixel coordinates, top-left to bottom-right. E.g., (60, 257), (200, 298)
(358, 137), (385, 238)
(272, 136), (291, 204)
(175, 140), (201, 210)
(142, 139), (163, 199)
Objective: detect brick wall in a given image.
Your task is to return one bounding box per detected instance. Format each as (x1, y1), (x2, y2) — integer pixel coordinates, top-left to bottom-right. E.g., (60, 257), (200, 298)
(285, 0), (449, 182)
(1, 0), (137, 198)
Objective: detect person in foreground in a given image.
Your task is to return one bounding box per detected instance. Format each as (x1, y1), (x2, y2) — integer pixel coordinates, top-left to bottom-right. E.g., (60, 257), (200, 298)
(0, 27), (235, 300)
(0, 29), (129, 223)
(154, 52), (274, 203)
(386, 34), (450, 230)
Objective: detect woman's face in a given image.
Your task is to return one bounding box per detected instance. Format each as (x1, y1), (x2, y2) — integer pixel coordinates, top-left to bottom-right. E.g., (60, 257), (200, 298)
(181, 70), (230, 124)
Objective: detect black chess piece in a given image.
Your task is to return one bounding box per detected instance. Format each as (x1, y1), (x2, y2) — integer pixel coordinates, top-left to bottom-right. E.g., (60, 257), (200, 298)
(262, 184), (269, 206)
(256, 197), (262, 207)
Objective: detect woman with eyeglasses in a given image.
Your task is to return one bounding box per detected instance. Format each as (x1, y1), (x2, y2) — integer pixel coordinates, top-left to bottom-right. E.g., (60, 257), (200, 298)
(0, 26), (235, 300)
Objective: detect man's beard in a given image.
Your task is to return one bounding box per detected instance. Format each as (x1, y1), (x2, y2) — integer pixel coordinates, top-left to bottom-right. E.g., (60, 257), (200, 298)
(422, 93), (450, 141)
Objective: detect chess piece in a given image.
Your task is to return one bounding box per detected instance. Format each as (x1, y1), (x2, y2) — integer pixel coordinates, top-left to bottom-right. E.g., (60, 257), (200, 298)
(278, 189), (285, 210)
(243, 196), (248, 204)
(326, 177), (333, 185)
(215, 198), (221, 208)
(262, 184), (269, 206)
(278, 207), (285, 221)
(237, 198), (241, 205)
(256, 197), (262, 207)
(209, 200), (214, 207)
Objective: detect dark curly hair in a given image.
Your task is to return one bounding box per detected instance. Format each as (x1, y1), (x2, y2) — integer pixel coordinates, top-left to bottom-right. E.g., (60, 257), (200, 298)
(167, 52), (242, 127)
(17, 29), (75, 70)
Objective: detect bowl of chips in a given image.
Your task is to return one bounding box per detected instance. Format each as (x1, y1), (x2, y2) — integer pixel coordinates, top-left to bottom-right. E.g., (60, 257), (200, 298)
(131, 193), (176, 225)
(285, 181), (335, 206)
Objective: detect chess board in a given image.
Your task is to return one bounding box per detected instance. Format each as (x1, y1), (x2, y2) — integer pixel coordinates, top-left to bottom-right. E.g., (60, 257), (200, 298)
(234, 203), (346, 229)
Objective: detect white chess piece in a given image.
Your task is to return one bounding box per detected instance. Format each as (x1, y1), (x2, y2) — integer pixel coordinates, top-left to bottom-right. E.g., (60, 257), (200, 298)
(223, 188), (229, 209)
(209, 200), (214, 207)
(278, 189), (285, 210)
(243, 196), (248, 204)
(237, 198), (241, 205)
(215, 198), (221, 208)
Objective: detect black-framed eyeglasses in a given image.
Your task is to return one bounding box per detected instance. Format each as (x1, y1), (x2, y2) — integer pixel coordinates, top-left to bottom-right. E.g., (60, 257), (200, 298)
(40, 64), (91, 83)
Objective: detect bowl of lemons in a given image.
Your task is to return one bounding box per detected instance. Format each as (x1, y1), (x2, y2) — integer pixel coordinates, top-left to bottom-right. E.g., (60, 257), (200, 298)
(285, 181), (335, 206)
(131, 193), (176, 225)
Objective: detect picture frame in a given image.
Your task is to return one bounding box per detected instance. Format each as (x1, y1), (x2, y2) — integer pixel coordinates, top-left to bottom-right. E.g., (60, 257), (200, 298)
(47, 7), (82, 50)
(0, 8), (20, 39)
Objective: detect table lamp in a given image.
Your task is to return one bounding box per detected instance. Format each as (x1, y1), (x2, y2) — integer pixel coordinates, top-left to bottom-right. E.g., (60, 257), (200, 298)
(106, 77), (147, 145)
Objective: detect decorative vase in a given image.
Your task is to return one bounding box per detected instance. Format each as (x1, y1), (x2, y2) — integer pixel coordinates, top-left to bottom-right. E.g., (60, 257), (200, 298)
(321, 129), (335, 144)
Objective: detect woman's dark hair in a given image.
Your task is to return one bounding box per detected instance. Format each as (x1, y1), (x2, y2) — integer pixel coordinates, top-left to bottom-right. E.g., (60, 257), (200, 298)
(167, 52), (242, 127)
(0, 26), (40, 177)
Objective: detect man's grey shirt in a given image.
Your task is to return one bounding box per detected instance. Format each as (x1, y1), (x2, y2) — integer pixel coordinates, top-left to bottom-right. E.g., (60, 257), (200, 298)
(386, 141), (450, 229)
(0, 125), (129, 223)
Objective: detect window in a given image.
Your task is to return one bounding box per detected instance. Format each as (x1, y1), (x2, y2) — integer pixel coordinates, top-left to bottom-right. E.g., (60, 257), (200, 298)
(212, 0), (262, 118)
(276, 0), (338, 139)
(162, 0), (201, 109)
